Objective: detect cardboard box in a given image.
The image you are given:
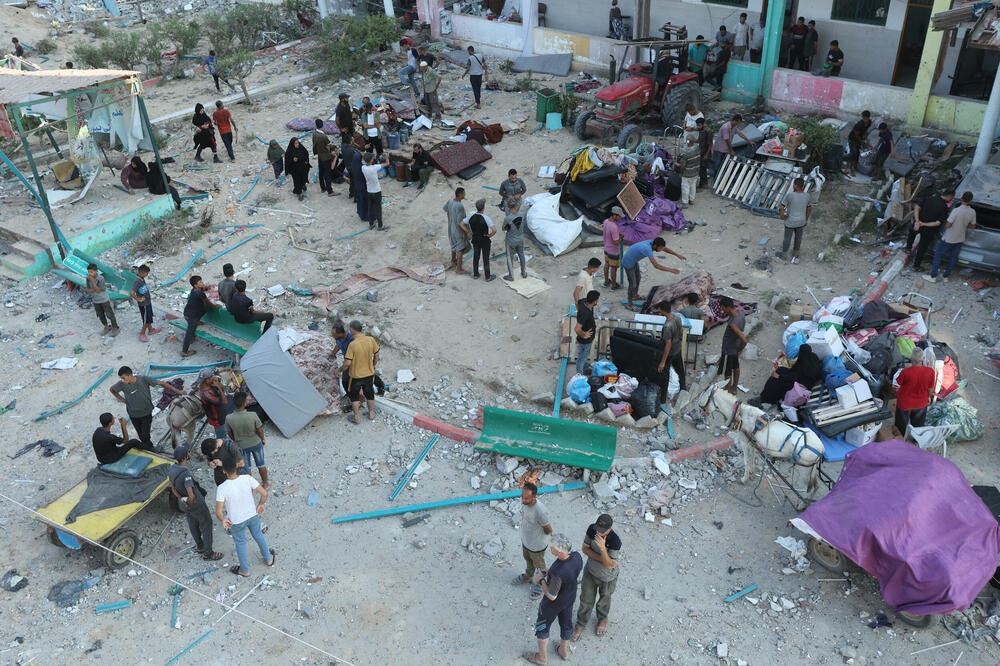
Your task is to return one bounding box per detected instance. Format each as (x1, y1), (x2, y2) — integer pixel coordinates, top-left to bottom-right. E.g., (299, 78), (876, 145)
(789, 304), (814, 321)
(807, 326), (844, 359)
(835, 378), (874, 409)
(844, 421), (881, 446)
(876, 424), (903, 442)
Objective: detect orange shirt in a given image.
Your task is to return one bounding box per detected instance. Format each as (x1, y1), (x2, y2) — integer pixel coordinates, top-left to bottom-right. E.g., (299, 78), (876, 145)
(213, 109), (233, 134)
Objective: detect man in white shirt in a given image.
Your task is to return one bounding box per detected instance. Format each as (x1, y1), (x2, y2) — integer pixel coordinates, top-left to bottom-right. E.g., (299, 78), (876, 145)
(215, 458), (274, 577)
(733, 13), (750, 61)
(749, 16), (766, 63)
(361, 99), (382, 155)
(398, 38), (420, 96)
(361, 152), (390, 232)
(574, 258), (602, 304)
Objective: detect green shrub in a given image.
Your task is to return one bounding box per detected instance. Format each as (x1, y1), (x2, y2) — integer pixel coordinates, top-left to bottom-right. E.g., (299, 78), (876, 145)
(91, 23), (111, 39)
(35, 39), (56, 55)
(788, 116), (841, 171)
(73, 43), (108, 69)
(313, 14), (402, 78)
(104, 32), (144, 71)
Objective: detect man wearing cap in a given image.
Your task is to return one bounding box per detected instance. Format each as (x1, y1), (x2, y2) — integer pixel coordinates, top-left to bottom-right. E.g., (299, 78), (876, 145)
(572, 513), (621, 640)
(523, 533), (583, 664)
(169, 445), (223, 561)
(335, 93), (354, 145)
(419, 60), (442, 121)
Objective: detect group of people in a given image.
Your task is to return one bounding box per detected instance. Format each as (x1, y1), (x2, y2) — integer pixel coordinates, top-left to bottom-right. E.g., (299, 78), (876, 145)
(192, 101), (238, 163)
(182, 263), (276, 357)
(780, 16), (844, 76)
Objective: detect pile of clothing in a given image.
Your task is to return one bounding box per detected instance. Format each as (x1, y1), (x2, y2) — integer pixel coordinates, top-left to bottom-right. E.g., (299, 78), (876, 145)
(565, 360), (661, 419)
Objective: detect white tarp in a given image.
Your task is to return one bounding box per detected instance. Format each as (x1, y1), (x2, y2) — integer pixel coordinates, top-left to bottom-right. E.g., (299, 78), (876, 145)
(525, 192), (583, 256)
(239, 327), (327, 438)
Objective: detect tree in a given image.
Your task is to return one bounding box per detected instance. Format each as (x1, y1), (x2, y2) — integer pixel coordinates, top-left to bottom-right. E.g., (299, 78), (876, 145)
(216, 51), (256, 106)
(313, 14), (403, 79)
(153, 17), (201, 75)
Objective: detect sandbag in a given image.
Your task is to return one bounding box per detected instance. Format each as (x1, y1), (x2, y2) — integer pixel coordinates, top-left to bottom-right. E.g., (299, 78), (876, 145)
(629, 381), (660, 419)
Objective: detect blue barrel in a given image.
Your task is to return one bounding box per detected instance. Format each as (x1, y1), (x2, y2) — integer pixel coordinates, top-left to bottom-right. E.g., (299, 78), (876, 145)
(386, 131), (401, 150)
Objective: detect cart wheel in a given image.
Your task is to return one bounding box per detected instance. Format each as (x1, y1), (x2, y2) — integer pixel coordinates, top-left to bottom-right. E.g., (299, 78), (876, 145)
(103, 530), (140, 569)
(807, 537), (848, 573)
(47, 526), (62, 547)
(167, 492), (188, 515)
(896, 610), (936, 629)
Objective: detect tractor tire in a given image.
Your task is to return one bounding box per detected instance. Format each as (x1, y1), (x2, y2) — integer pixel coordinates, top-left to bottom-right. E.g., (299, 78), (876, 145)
(661, 80), (702, 131)
(617, 124), (643, 152)
(574, 110), (595, 140)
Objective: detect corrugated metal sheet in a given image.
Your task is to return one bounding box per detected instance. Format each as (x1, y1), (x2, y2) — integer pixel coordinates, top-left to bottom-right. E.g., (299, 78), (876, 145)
(0, 69), (138, 104)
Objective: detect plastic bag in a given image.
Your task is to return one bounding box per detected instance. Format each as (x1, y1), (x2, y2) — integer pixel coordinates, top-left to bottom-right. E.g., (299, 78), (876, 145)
(825, 368), (854, 391)
(615, 374), (638, 398)
(566, 373), (586, 391)
(783, 320), (818, 345)
(608, 401), (632, 417)
(822, 355), (847, 376)
(845, 338), (871, 365)
(629, 381), (660, 419)
(896, 336), (916, 360)
(592, 359), (618, 378)
(781, 404), (799, 422)
(569, 378), (591, 404)
(598, 384), (622, 400)
(782, 382), (811, 407)
(667, 368), (680, 400)
(590, 391), (608, 413)
(785, 331), (808, 359)
(926, 397), (985, 442)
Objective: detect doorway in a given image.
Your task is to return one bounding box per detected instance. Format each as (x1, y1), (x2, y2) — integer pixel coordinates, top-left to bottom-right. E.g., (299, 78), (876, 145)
(892, 0), (932, 87)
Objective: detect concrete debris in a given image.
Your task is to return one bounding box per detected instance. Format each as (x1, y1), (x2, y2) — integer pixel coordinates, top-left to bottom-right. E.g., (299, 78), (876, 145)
(482, 536), (504, 558)
(716, 642), (728, 658)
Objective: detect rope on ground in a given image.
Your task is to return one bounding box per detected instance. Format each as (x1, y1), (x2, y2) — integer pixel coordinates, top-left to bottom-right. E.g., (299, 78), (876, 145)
(0, 491), (355, 665)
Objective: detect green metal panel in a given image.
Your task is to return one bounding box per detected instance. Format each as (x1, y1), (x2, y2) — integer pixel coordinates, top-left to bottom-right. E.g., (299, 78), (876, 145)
(71, 247), (139, 292)
(721, 61), (761, 105)
(475, 406), (617, 472)
(168, 320), (249, 354)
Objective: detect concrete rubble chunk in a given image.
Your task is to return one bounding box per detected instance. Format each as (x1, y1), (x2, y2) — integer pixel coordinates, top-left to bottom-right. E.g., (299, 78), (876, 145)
(653, 457), (671, 477)
(716, 643), (728, 658)
(592, 478), (617, 501)
(780, 597), (795, 610)
(496, 456), (519, 475)
(482, 536), (503, 558)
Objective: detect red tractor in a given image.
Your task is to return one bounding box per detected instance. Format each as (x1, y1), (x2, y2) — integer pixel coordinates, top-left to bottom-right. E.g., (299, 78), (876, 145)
(575, 24), (704, 151)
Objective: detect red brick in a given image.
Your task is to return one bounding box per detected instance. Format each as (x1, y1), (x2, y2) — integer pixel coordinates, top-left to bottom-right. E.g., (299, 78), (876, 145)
(667, 435), (734, 463)
(413, 414), (479, 443)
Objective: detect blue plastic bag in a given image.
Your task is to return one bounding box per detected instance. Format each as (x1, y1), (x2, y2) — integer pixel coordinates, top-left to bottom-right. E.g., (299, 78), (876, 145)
(825, 368), (854, 391)
(569, 378), (591, 404)
(822, 355), (847, 376)
(592, 359), (618, 378)
(785, 331), (808, 360)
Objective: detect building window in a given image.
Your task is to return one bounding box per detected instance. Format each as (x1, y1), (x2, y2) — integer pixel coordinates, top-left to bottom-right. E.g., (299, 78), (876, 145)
(831, 0), (891, 26)
(704, 0), (748, 7)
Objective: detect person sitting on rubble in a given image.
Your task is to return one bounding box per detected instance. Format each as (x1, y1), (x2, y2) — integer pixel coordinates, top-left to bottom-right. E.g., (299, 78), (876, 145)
(330, 320), (386, 399)
(146, 160), (182, 210)
(92, 412), (142, 465)
(402, 143), (434, 189)
(758, 343), (822, 406)
(121, 157), (148, 194)
(227, 280), (274, 334)
(677, 293), (704, 320)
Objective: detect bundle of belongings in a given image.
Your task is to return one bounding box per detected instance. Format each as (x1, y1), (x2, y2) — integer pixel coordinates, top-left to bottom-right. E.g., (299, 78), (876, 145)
(637, 271), (758, 331)
(759, 294), (980, 461)
(564, 360), (662, 419)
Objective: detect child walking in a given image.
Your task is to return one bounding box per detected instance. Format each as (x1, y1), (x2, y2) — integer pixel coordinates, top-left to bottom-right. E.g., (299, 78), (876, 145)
(85, 263), (119, 336)
(130, 264), (159, 342)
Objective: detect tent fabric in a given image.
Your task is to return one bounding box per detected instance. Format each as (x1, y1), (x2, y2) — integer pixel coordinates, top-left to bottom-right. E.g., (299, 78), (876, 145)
(794, 439), (1000, 615)
(0, 69), (138, 105)
(239, 327), (328, 438)
(623, 197), (687, 243)
(65, 463), (168, 523)
(525, 192), (583, 256)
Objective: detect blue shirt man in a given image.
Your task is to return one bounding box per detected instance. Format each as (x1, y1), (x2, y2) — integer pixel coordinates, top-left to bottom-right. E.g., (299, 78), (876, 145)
(620, 238), (685, 307)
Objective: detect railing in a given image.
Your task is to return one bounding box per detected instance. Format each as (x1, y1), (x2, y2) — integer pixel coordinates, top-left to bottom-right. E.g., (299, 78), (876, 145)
(831, 0), (891, 26)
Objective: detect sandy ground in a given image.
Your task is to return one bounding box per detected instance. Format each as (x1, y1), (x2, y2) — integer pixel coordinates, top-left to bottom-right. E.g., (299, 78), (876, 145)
(2, 16), (1000, 666)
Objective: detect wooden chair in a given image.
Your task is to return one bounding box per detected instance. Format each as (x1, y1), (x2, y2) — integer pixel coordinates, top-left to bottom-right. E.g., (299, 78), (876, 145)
(538, 2), (547, 26)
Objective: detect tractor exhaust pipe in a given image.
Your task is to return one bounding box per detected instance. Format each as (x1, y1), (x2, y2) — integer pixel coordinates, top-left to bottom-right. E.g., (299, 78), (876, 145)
(609, 55), (617, 84)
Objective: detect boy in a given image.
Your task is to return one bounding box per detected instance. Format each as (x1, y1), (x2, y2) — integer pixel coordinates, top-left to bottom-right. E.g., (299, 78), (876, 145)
(677, 293), (704, 320)
(110, 366), (183, 449)
(226, 391), (268, 488)
(85, 263), (119, 336)
(130, 264), (158, 342)
(169, 445), (223, 561)
(361, 152), (390, 231)
(218, 263), (236, 308)
(778, 177), (812, 264)
(575, 290), (600, 376)
(873, 123), (897, 179)
(182, 275), (221, 357)
(602, 207), (623, 290)
(201, 437), (244, 487)
(680, 138), (701, 206)
(652, 300), (685, 398)
(227, 279), (275, 333)
(717, 296), (747, 395)
(574, 258), (602, 304)
(215, 458), (274, 577)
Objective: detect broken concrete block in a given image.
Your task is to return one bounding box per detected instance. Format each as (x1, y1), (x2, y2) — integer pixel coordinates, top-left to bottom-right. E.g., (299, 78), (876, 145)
(482, 536), (503, 557)
(594, 408), (616, 422)
(616, 413), (636, 427)
(561, 397), (577, 410)
(366, 290), (378, 302)
(582, 402), (595, 415)
(653, 457), (671, 477)
(591, 479), (616, 501)
(634, 415), (658, 429)
(496, 456), (519, 475)
(529, 392), (554, 404)
(716, 643), (728, 658)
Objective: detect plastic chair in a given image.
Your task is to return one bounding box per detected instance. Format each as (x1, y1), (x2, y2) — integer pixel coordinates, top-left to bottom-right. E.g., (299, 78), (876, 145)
(905, 423), (959, 458)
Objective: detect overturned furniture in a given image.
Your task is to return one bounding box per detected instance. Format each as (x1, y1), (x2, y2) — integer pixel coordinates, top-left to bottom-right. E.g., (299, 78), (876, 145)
(713, 155), (821, 218)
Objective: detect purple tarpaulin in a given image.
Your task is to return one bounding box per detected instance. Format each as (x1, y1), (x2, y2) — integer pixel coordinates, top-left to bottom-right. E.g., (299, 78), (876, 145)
(793, 439), (999, 615)
(620, 197), (687, 244)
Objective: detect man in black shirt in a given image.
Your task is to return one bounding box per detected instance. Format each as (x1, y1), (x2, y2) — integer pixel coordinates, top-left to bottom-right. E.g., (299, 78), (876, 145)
(825, 40), (844, 76)
(461, 199), (497, 281)
(335, 92), (354, 145)
(169, 445), (223, 560)
(523, 533), (583, 664)
(227, 279), (274, 332)
(200, 437), (244, 486)
(182, 275), (221, 357)
(910, 190), (955, 272)
(92, 412), (142, 464)
(575, 290), (599, 376)
(653, 299), (685, 401)
(847, 110), (871, 177)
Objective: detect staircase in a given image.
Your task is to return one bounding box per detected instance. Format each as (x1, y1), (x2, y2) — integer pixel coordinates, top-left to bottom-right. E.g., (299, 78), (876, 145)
(0, 232), (51, 282)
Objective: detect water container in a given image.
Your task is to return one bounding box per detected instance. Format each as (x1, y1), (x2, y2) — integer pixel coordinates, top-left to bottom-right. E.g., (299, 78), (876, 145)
(386, 131), (401, 150)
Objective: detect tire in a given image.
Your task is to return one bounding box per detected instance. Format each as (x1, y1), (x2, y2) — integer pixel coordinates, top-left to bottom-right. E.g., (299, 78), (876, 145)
(574, 110), (595, 140)
(617, 123), (643, 151)
(103, 529), (140, 569)
(896, 610), (936, 629)
(807, 537), (848, 573)
(661, 80), (702, 130)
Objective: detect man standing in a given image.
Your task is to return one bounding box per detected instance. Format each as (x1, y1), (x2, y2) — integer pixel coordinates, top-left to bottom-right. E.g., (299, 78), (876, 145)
(513, 482), (553, 600)
(777, 177), (812, 264)
(213, 101), (237, 161)
(602, 207), (623, 290)
(712, 114), (751, 178)
(575, 290), (600, 376)
(522, 533), (583, 665)
(688, 35), (708, 84)
(717, 296), (747, 395)
(697, 118), (712, 187)
(227, 279), (275, 333)
(463, 45), (487, 109)
(893, 347), (935, 432)
(572, 514), (621, 641)
(312, 118), (337, 196)
(85, 263), (119, 336)
(335, 92), (354, 145)
(621, 237), (684, 308)
(226, 391), (268, 489)
(420, 61), (442, 121)
(499, 169), (527, 212)
(342, 320), (381, 424)
(362, 152), (390, 231)
(502, 200), (528, 281)
(198, 373), (229, 440)
(803, 21), (819, 70)
(873, 122), (898, 179)
(847, 111), (872, 177)
(910, 189), (953, 273)
(444, 187), (469, 273)
(749, 16), (765, 63)
(574, 258), (602, 304)
(181, 275), (222, 357)
(218, 263), (236, 308)
(733, 13), (750, 61)
(927, 191), (977, 282)
(215, 458), (274, 578)
(789, 16), (809, 70)
(331, 320), (386, 396)
(92, 412), (141, 463)
(361, 100), (382, 155)
(398, 38), (420, 97)
(201, 437), (244, 487)
(681, 136), (701, 206)
(461, 199), (497, 281)
(169, 445), (223, 561)
(824, 40), (844, 76)
(653, 300), (685, 399)
(110, 366), (182, 449)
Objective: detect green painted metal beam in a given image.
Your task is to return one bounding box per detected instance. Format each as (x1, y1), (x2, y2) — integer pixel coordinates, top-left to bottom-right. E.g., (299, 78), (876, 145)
(332, 482), (586, 524)
(389, 435), (439, 501)
(204, 234), (261, 263)
(34, 367), (114, 421)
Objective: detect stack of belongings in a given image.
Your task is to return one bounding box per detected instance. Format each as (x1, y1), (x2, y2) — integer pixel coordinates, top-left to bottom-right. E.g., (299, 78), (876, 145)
(564, 360), (662, 421)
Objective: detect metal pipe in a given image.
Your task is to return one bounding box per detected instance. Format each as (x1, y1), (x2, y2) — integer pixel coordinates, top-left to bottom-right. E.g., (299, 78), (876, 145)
(33, 367), (114, 421)
(204, 234), (261, 264)
(389, 435), (439, 501)
(159, 250), (204, 287)
(973, 68), (1000, 166)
